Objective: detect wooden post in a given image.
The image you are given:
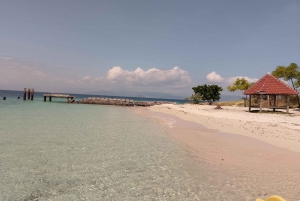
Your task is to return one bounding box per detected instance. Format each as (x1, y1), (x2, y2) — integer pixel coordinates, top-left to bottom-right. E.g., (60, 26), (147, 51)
(44, 96), (46, 101)
(259, 94), (263, 112)
(287, 95), (290, 113)
(3, 97), (6, 100)
(49, 97), (52, 101)
(248, 95), (252, 112)
(27, 88), (31, 99)
(273, 95), (276, 112)
(23, 88), (27, 100)
(30, 89), (34, 100)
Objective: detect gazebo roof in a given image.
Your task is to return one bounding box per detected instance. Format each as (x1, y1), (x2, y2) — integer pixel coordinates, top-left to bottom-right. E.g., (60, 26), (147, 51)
(243, 74), (298, 95)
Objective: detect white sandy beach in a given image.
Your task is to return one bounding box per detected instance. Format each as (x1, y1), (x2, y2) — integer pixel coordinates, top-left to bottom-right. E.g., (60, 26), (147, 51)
(148, 104), (300, 154)
(135, 104), (300, 200)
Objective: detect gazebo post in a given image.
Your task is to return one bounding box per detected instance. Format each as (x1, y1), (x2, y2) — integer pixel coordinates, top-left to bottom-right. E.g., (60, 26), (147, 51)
(273, 95), (276, 112)
(248, 95), (251, 112)
(259, 94), (263, 112)
(287, 95), (290, 113)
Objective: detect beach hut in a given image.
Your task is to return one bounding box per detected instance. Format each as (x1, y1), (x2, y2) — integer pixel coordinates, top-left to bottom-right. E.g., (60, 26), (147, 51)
(243, 73), (299, 113)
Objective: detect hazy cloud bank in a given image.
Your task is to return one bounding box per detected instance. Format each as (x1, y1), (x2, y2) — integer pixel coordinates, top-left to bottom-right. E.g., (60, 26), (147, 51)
(0, 56), (192, 97)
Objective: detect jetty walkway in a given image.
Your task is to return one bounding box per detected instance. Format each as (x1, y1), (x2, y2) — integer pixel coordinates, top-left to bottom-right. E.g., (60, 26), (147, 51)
(44, 94), (75, 103)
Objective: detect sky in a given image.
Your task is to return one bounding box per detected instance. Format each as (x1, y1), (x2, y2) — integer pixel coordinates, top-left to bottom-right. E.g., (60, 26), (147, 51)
(0, 0), (299, 98)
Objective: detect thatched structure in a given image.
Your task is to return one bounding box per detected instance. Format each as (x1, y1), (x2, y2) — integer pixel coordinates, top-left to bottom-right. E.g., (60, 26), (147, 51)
(243, 74), (298, 113)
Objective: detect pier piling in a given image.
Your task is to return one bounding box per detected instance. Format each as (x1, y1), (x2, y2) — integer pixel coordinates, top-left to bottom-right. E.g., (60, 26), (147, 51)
(27, 88), (31, 99)
(30, 88), (34, 100)
(23, 88), (26, 100)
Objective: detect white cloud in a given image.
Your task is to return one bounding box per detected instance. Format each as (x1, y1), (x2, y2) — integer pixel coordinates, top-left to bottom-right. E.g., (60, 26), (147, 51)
(81, 76), (90, 81)
(105, 66), (191, 87)
(0, 56), (192, 96)
(0, 56), (48, 89)
(206, 71), (224, 83)
(206, 71), (258, 84)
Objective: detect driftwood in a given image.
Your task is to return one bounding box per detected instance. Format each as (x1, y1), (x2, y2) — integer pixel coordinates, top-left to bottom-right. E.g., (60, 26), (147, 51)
(75, 97), (176, 107)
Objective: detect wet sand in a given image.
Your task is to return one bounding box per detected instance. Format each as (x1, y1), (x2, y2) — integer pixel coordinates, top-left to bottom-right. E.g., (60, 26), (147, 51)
(134, 106), (300, 200)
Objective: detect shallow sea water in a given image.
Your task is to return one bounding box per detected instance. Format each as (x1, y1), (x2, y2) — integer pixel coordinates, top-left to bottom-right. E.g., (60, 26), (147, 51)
(0, 98), (211, 201)
(1, 97), (280, 201)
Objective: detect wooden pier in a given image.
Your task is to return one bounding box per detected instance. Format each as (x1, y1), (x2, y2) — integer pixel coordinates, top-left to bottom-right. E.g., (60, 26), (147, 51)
(44, 94), (75, 103)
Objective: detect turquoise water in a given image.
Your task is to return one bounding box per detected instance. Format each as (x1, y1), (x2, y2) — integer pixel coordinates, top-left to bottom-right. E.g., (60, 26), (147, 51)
(0, 92), (270, 200)
(0, 97), (209, 200)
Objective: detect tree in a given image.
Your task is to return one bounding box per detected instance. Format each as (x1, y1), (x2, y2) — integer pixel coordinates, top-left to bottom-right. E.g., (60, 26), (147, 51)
(227, 78), (254, 92)
(192, 84), (223, 105)
(227, 78), (255, 107)
(185, 93), (202, 104)
(191, 93), (202, 104)
(272, 63), (300, 107)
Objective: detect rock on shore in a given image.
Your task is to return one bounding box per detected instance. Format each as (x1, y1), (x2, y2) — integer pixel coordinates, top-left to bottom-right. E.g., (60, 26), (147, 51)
(75, 97), (177, 107)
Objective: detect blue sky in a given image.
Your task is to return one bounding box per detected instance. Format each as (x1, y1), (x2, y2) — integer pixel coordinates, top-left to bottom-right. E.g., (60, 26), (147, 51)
(1, 0), (299, 98)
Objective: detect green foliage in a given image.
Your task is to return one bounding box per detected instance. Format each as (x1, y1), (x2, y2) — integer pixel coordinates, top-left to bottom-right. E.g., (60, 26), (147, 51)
(185, 93), (202, 104)
(190, 93), (202, 104)
(192, 84), (223, 103)
(227, 78), (254, 92)
(295, 78), (300, 89)
(272, 63), (300, 107)
(272, 63), (300, 89)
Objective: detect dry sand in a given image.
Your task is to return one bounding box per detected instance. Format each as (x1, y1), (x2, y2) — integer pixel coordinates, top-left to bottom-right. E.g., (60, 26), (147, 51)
(148, 104), (300, 154)
(134, 104), (300, 200)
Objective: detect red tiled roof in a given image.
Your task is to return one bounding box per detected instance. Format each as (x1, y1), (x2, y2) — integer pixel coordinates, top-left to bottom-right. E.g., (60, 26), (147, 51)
(243, 74), (298, 95)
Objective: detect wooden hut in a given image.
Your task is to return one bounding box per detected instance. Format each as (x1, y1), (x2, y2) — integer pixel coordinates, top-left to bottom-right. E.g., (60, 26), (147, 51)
(243, 74), (299, 113)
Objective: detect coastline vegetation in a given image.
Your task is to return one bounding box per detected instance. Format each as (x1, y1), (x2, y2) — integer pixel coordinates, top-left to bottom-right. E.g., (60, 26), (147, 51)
(272, 63), (300, 107)
(223, 63), (299, 108)
(187, 84), (223, 105)
(186, 63), (300, 108)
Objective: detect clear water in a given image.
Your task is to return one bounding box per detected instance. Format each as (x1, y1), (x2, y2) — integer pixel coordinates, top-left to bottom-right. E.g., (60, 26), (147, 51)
(0, 91), (210, 201)
(0, 90), (272, 201)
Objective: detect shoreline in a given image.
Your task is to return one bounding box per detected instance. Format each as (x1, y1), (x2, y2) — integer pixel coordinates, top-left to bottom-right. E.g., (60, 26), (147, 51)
(132, 105), (300, 199)
(134, 106), (300, 169)
(146, 104), (300, 154)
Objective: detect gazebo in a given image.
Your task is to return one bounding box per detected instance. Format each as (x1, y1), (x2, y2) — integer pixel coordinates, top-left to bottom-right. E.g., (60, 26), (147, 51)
(243, 73), (299, 113)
